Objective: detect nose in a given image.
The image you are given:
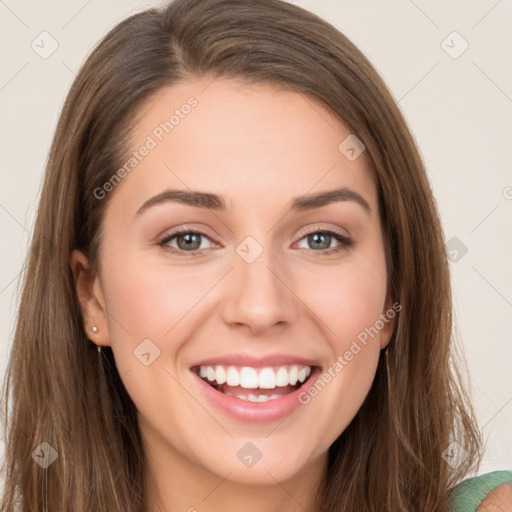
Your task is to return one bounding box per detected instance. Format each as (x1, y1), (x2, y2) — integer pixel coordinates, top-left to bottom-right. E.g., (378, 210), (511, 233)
(221, 247), (299, 336)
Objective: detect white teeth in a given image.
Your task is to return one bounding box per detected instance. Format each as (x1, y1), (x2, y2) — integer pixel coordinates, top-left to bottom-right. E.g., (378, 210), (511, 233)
(240, 367), (259, 389)
(206, 366), (216, 382)
(288, 365), (299, 385)
(215, 365), (226, 385)
(196, 363), (313, 390)
(298, 366), (311, 383)
(226, 367), (240, 386)
(275, 367), (289, 386)
(223, 391), (296, 402)
(247, 394), (272, 402)
(228, 393), (275, 402)
(258, 368), (276, 389)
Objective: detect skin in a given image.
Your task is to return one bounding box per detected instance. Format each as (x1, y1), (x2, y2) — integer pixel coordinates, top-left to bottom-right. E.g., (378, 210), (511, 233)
(477, 484), (512, 511)
(72, 77), (396, 512)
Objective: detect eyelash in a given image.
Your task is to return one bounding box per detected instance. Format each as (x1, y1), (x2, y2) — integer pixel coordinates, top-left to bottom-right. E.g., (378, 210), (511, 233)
(157, 226), (354, 256)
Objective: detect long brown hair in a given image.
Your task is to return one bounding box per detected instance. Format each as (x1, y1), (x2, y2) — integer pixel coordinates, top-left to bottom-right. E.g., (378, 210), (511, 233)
(1, 0), (482, 510)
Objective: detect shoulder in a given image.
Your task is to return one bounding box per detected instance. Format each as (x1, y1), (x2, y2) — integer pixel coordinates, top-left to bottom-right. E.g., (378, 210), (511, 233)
(476, 483), (512, 511)
(450, 470), (512, 512)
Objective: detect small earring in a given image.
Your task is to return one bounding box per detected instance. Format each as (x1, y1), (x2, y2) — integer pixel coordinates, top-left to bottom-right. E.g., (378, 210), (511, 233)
(91, 326), (98, 334)
(97, 345), (102, 353)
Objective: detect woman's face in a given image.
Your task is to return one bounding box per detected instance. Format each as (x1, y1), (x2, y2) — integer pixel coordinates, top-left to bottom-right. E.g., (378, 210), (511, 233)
(73, 77), (394, 487)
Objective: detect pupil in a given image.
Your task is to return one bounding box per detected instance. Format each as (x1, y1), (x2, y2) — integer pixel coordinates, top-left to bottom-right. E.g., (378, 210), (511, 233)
(178, 233), (201, 251)
(309, 233), (330, 250)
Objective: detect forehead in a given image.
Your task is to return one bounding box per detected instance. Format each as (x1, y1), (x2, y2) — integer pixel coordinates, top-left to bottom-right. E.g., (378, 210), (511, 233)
(108, 77), (377, 216)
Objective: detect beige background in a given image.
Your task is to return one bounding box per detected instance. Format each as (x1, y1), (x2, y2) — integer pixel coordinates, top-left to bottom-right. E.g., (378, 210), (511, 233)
(0, 0), (511, 478)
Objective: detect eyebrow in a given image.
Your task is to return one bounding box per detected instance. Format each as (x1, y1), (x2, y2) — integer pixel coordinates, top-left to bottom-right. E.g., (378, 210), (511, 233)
(135, 187), (371, 216)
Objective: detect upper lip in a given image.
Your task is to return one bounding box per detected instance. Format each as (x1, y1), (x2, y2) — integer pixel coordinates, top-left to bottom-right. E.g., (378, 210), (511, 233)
(190, 353), (321, 370)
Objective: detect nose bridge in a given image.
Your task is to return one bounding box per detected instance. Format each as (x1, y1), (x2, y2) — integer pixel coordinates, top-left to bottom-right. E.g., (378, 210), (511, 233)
(221, 234), (298, 333)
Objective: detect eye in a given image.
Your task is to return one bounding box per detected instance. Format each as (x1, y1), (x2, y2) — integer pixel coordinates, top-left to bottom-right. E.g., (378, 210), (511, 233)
(157, 226), (354, 256)
(158, 228), (215, 255)
(295, 228), (354, 255)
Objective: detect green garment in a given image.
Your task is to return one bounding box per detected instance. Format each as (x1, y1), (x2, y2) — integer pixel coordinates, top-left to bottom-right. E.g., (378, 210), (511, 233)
(449, 470), (512, 511)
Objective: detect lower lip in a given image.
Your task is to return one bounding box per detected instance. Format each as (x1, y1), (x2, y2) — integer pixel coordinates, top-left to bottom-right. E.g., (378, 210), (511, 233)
(191, 367), (322, 424)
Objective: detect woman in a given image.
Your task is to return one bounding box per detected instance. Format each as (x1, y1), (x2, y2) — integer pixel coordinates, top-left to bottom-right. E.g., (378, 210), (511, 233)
(1, 0), (511, 510)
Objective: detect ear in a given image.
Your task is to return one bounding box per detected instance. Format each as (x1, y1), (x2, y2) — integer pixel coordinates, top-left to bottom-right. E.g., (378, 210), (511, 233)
(379, 295), (399, 350)
(70, 249), (111, 348)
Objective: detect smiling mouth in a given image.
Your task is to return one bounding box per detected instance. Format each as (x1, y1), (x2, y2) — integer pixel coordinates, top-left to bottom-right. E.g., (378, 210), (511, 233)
(191, 364), (318, 402)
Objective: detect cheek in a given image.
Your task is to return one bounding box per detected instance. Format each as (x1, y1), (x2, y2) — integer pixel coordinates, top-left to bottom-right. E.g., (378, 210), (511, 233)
(98, 254), (216, 422)
(295, 251), (387, 440)
(300, 257), (387, 349)
(298, 279), (384, 449)
(102, 252), (217, 341)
